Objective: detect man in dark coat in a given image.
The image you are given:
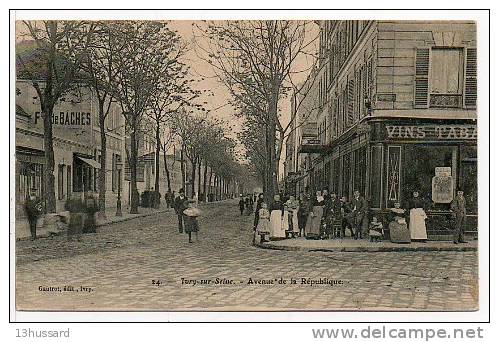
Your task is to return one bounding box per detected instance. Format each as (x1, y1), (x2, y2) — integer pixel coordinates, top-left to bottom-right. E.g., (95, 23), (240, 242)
(451, 189), (467, 244)
(25, 190), (42, 240)
(346, 190), (368, 239)
(238, 195), (245, 215)
(174, 188), (189, 233)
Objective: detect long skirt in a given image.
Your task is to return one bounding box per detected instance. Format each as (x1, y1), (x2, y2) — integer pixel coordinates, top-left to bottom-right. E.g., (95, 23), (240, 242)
(270, 210), (285, 239)
(409, 208), (427, 240)
(306, 206), (323, 238)
(289, 210), (300, 233)
(389, 220), (411, 243)
(256, 218), (270, 234)
(281, 211), (289, 233)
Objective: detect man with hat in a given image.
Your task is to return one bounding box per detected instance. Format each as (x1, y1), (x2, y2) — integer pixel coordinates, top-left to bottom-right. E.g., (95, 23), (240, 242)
(25, 189), (43, 240)
(450, 188), (467, 244)
(174, 188), (189, 233)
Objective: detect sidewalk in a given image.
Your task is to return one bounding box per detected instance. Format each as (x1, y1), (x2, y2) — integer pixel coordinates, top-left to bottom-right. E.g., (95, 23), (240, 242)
(14, 198), (237, 241)
(256, 237), (478, 252)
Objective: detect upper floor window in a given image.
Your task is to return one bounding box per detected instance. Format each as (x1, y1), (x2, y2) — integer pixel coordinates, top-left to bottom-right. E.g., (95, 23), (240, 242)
(429, 48), (463, 107)
(414, 47), (476, 109)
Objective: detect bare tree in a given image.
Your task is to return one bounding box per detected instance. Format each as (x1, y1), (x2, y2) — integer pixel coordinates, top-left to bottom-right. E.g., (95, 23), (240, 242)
(195, 20), (320, 202)
(109, 21), (182, 214)
(17, 20), (96, 213)
(81, 21), (122, 217)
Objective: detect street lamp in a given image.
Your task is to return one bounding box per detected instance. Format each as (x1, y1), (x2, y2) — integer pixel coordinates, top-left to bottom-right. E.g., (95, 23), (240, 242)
(116, 160), (123, 216)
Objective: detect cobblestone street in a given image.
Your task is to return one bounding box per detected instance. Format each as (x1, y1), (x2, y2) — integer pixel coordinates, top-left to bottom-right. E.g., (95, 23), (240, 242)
(15, 200), (478, 311)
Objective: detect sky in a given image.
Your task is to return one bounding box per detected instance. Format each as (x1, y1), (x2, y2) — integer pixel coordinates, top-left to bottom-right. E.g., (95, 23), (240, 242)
(15, 20), (320, 179)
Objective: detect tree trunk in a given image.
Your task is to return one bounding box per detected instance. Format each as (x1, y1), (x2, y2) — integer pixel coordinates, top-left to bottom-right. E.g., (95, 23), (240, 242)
(197, 157), (202, 200)
(180, 144), (185, 191)
(42, 99), (56, 213)
(98, 101), (107, 217)
(190, 157), (197, 199)
(162, 145), (171, 193)
(130, 120), (139, 214)
(154, 121), (160, 193)
(202, 163), (208, 200)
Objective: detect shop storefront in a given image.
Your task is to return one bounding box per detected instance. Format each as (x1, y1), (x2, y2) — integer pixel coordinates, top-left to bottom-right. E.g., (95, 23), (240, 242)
(369, 119), (478, 237)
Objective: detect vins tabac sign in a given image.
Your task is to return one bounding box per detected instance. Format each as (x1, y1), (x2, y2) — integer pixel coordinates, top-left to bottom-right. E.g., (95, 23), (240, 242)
(385, 124), (477, 140)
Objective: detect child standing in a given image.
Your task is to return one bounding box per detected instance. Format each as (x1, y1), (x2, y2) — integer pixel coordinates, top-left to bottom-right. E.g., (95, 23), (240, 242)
(255, 203), (271, 243)
(183, 200), (201, 243)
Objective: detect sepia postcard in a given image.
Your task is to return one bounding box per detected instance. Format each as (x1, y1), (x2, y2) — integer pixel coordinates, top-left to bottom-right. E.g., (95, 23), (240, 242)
(11, 12), (485, 317)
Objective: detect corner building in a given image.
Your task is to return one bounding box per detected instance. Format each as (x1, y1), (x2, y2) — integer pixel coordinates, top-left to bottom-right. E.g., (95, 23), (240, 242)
(296, 20), (477, 238)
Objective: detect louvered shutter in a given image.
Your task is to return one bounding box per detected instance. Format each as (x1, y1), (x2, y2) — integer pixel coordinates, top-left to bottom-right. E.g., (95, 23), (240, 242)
(347, 79), (355, 125)
(464, 48), (477, 108)
(414, 48), (430, 108)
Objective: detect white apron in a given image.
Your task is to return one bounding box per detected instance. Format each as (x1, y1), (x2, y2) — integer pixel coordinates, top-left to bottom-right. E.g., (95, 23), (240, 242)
(291, 209), (300, 233)
(270, 210), (285, 238)
(409, 208), (428, 240)
(281, 211), (289, 234)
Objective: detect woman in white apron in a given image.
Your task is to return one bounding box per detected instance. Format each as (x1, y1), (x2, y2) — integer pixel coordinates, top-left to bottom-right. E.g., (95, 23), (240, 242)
(407, 190), (428, 241)
(306, 191), (324, 239)
(269, 194), (285, 239)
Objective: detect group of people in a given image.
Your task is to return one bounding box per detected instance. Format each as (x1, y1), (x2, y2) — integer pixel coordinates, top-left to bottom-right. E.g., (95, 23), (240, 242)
(251, 189), (371, 243)
(251, 188), (470, 245)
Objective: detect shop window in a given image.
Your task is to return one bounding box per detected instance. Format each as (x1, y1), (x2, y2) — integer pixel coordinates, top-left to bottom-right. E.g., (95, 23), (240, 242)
(58, 164), (65, 200)
(353, 147), (367, 196)
(370, 145), (383, 208)
(460, 145), (477, 214)
(18, 162), (44, 202)
(341, 153), (351, 198)
(402, 144), (457, 210)
(331, 158), (340, 194)
(67, 165), (72, 197)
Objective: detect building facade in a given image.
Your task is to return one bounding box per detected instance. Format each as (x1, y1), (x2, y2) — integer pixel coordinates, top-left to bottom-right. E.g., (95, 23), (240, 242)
(15, 79), (126, 221)
(286, 20), (477, 237)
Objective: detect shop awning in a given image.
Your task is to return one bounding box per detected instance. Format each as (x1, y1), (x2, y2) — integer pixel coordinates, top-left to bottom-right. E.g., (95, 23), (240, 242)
(77, 156), (101, 169)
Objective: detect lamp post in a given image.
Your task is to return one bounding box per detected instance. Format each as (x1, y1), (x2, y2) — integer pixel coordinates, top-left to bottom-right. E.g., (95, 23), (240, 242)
(116, 160), (123, 216)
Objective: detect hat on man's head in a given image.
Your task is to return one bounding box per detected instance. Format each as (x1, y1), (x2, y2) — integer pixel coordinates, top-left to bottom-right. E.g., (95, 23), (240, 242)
(179, 188), (185, 194)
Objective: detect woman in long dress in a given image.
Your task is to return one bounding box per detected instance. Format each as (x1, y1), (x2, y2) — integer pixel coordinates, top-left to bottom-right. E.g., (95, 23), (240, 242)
(389, 202), (411, 243)
(407, 190), (428, 241)
(305, 191), (324, 239)
(269, 194), (285, 239)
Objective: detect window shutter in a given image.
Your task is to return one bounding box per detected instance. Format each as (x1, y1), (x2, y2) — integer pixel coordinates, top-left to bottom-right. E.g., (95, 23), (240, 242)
(347, 79), (355, 125)
(414, 48), (430, 108)
(464, 48), (477, 108)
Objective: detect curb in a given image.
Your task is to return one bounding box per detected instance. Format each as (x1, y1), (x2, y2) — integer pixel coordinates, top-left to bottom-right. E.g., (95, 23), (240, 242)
(255, 242), (477, 253)
(15, 200), (232, 241)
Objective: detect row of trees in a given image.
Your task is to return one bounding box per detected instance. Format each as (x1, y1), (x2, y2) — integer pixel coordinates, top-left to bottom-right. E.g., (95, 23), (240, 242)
(195, 20), (321, 203)
(16, 20), (255, 216)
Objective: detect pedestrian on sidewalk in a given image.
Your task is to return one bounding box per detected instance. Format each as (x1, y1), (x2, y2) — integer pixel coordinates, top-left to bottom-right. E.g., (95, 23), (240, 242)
(255, 202), (270, 243)
(183, 200), (201, 243)
(451, 189), (467, 244)
(253, 193), (264, 230)
(25, 189), (43, 240)
(305, 190), (324, 239)
(407, 190), (428, 242)
(238, 195), (245, 215)
(174, 189), (189, 233)
(269, 194), (285, 240)
(346, 190), (368, 240)
(297, 193), (309, 237)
